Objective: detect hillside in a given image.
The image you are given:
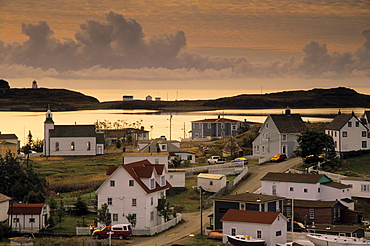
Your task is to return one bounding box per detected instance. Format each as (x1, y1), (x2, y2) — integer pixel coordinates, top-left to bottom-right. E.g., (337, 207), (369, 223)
(0, 88), (100, 111)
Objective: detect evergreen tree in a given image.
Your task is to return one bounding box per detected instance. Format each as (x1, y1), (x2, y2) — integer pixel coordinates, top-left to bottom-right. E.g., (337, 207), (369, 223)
(74, 196), (88, 216)
(97, 203), (111, 226)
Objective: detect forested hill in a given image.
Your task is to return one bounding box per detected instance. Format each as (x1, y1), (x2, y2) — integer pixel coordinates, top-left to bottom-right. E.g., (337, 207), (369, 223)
(202, 87), (370, 109)
(0, 88), (100, 111)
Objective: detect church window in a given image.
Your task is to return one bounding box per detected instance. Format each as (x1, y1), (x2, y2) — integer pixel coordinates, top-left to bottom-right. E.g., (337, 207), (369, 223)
(55, 142), (59, 151)
(87, 141), (91, 150)
(71, 142), (75, 151)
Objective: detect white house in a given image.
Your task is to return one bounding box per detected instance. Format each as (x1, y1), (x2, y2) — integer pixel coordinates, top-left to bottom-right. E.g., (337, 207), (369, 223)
(261, 172), (353, 209)
(145, 95), (152, 101)
(95, 160), (172, 232)
(123, 95), (134, 101)
(138, 137), (195, 164)
(341, 176), (370, 199)
(43, 108), (105, 156)
(221, 209), (288, 246)
(8, 203), (50, 233)
(326, 111), (369, 152)
(0, 193), (11, 221)
(167, 169), (186, 188)
(252, 108), (306, 160)
(197, 173), (226, 193)
(191, 117), (242, 140)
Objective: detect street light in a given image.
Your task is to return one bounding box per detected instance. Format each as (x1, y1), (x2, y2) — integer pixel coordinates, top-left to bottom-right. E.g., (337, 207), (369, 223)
(193, 185), (204, 235)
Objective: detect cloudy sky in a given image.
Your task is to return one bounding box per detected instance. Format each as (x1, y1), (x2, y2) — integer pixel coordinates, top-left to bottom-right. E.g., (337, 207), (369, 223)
(0, 0), (370, 95)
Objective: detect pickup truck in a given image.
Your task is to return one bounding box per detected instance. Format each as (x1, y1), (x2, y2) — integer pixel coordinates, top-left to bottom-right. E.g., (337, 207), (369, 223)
(207, 156), (226, 164)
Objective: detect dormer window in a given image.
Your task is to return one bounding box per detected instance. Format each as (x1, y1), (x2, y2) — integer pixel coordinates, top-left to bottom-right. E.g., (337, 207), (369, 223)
(161, 175), (165, 186)
(150, 178), (155, 189)
(161, 144), (167, 151)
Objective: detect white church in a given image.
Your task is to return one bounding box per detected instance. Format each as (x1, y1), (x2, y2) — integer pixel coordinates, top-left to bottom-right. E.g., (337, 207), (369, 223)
(43, 108), (105, 156)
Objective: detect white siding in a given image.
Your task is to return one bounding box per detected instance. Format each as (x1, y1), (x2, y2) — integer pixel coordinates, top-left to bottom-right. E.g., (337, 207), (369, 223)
(49, 137), (97, 156)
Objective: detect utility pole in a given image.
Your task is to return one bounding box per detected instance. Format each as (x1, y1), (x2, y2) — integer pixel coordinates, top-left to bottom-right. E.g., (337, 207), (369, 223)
(200, 186), (203, 236)
(169, 113), (172, 140)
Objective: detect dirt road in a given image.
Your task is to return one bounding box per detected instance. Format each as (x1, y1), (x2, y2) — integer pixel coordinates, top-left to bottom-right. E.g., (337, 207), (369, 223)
(128, 157), (302, 246)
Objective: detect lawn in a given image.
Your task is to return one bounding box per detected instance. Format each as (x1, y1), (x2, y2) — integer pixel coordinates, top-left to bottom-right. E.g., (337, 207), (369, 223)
(342, 154), (370, 176)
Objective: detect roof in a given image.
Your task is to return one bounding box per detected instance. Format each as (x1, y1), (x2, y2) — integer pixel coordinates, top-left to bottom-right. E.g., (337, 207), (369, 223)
(322, 181), (351, 189)
(221, 209), (281, 224)
(341, 176), (370, 181)
(102, 128), (149, 138)
(139, 138), (194, 154)
(123, 152), (169, 156)
(306, 224), (364, 233)
(50, 125), (97, 137)
(326, 114), (362, 131)
(261, 172), (332, 184)
(96, 132), (105, 144)
(0, 133), (18, 140)
(269, 114), (307, 133)
(213, 192), (283, 203)
(105, 160), (171, 194)
(0, 141), (17, 146)
(0, 193), (11, 203)
(197, 173), (225, 180)
(8, 203), (46, 215)
(283, 199), (339, 208)
(192, 118), (241, 123)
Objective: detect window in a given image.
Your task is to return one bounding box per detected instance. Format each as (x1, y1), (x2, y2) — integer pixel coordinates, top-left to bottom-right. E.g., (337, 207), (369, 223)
(232, 124), (237, 130)
(132, 198), (137, 206)
(129, 180), (134, 186)
(348, 121), (352, 127)
(309, 208), (314, 219)
(210, 181), (213, 186)
(286, 207), (291, 217)
(13, 218), (19, 223)
(155, 159), (159, 164)
(150, 178), (155, 189)
(361, 184), (370, 192)
(335, 131), (337, 137)
(198, 123), (201, 129)
(356, 121), (360, 127)
(363, 141), (367, 148)
(169, 175), (174, 179)
(151, 197), (154, 206)
(318, 188), (321, 193)
(55, 142), (59, 151)
(110, 180), (115, 187)
(276, 231), (282, 236)
(187, 155), (192, 161)
(107, 198), (112, 205)
(150, 211), (154, 221)
(289, 187), (294, 192)
(362, 131), (367, 137)
(29, 218), (35, 223)
(304, 188), (308, 193)
(266, 123), (269, 129)
(112, 214), (118, 221)
(257, 231), (262, 239)
(87, 141), (91, 150)
(231, 228), (236, 236)
(161, 175), (165, 186)
(71, 142), (75, 151)
(161, 144), (167, 151)
(207, 123), (211, 129)
(221, 123), (225, 129)
(343, 131), (347, 137)
(282, 135), (287, 142)
(272, 185), (276, 195)
(262, 146), (265, 153)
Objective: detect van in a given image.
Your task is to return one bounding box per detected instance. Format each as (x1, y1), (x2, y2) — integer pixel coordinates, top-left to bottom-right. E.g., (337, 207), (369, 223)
(92, 223), (132, 239)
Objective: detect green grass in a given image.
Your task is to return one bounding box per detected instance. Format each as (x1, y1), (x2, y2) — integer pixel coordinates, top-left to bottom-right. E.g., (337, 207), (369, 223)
(342, 154), (370, 176)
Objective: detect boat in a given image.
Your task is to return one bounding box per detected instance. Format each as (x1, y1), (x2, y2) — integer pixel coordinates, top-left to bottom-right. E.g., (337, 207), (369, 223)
(207, 229), (223, 240)
(226, 234), (266, 246)
(306, 233), (370, 246)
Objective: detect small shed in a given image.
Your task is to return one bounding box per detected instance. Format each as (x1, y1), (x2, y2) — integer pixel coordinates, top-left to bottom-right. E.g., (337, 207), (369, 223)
(168, 169), (186, 188)
(123, 95), (134, 101)
(146, 95), (152, 101)
(197, 173), (226, 193)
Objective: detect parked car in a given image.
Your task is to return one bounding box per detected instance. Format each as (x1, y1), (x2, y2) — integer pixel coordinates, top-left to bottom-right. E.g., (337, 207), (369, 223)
(92, 224), (132, 239)
(270, 153), (287, 162)
(231, 157), (249, 164)
(304, 154), (325, 164)
(207, 156), (226, 164)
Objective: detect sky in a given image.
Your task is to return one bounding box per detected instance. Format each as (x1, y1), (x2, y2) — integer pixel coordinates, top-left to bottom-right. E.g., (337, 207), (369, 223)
(0, 0), (370, 97)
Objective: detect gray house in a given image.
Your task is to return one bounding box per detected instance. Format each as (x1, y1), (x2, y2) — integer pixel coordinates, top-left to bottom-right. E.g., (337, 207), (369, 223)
(252, 108), (306, 159)
(191, 117), (242, 140)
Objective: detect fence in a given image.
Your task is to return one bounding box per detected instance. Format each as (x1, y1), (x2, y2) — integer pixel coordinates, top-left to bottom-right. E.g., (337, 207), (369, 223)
(132, 213), (182, 236)
(208, 167), (244, 176)
(76, 227), (92, 236)
(203, 166), (249, 207)
(185, 162), (244, 177)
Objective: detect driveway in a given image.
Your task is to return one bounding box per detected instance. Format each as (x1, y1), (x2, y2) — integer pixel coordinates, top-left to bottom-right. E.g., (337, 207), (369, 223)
(127, 157), (303, 246)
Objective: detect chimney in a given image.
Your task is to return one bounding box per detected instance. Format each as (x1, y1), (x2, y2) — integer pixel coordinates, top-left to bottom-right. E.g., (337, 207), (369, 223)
(338, 109), (341, 115)
(285, 106), (291, 115)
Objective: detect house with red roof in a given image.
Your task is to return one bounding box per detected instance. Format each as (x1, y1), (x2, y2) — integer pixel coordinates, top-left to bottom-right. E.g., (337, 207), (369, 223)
(7, 203), (49, 233)
(191, 116), (243, 140)
(95, 160), (173, 233)
(221, 209), (288, 245)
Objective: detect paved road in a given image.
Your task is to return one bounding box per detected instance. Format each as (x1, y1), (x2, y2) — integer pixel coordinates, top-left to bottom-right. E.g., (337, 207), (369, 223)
(128, 157), (303, 246)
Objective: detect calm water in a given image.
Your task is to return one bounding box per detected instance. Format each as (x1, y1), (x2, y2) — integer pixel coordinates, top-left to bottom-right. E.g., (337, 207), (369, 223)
(1, 107), (368, 147)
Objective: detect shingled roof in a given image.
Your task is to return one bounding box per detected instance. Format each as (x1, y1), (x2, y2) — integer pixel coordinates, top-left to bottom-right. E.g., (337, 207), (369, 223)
(283, 199), (339, 208)
(105, 160), (171, 194)
(261, 172), (331, 184)
(213, 192), (283, 203)
(326, 114), (362, 131)
(50, 125), (97, 137)
(221, 209), (281, 224)
(0, 193), (11, 203)
(270, 114), (307, 133)
(192, 118), (241, 123)
(8, 203), (45, 215)
(139, 138), (193, 154)
(0, 134), (18, 140)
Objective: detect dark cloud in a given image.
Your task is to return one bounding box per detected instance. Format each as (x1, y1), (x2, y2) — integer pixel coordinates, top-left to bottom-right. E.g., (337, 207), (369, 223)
(0, 12), (369, 80)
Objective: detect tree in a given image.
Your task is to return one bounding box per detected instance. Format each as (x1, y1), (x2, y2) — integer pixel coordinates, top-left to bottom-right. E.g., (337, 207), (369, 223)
(97, 203), (111, 226)
(74, 196), (88, 216)
(238, 122), (250, 134)
(157, 197), (173, 222)
(169, 157), (183, 168)
(27, 130), (33, 147)
(0, 79), (10, 89)
(126, 213), (137, 228)
(32, 139), (43, 152)
(0, 151), (47, 202)
(297, 129), (335, 162)
(56, 200), (65, 228)
(115, 138), (121, 149)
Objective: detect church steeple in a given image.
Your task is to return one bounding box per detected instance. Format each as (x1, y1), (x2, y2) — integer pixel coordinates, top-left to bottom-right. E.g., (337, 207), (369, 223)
(44, 105), (54, 124)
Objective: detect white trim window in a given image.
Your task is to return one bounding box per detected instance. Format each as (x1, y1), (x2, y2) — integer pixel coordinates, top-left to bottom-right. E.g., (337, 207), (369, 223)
(309, 208), (314, 219)
(132, 198), (137, 207)
(231, 228), (236, 236)
(150, 178), (155, 189)
(107, 197), (112, 205)
(282, 135), (287, 142)
(361, 184), (370, 192)
(161, 175), (166, 186)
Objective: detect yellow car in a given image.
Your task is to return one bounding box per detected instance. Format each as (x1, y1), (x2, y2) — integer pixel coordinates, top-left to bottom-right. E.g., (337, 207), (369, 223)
(270, 153), (287, 162)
